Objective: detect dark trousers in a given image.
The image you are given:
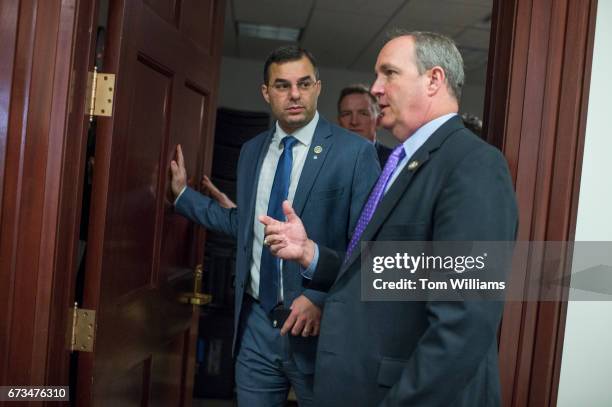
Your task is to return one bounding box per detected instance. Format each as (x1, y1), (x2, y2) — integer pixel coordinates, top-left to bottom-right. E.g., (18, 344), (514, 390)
(235, 296), (314, 407)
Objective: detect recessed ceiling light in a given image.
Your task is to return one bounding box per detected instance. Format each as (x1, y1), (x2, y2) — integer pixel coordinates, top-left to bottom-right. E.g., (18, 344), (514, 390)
(237, 22), (301, 42)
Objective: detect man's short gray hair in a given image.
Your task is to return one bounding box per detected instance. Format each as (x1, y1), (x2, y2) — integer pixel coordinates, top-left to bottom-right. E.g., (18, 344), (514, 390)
(387, 29), (465, 100)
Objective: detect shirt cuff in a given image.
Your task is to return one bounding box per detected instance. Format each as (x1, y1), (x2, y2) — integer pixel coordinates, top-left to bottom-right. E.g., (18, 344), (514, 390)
(300, 243), (319, 280)
(173, 186), (187, 206)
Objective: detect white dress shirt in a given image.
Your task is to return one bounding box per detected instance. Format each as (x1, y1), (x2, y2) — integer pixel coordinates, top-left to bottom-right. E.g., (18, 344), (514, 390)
(247, 112), (319, 299)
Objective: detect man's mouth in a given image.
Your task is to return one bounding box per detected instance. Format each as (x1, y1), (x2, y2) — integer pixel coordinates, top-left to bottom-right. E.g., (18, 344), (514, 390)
(286, 106), (304, 113)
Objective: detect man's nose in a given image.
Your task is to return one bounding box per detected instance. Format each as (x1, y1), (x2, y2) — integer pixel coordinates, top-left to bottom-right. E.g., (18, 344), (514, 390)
(371, 77), (383, 96)
(289, 84), (301, 99)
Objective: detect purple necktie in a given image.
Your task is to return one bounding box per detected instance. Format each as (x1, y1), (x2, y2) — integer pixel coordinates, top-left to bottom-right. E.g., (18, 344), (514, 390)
(344, 144), (407, 262)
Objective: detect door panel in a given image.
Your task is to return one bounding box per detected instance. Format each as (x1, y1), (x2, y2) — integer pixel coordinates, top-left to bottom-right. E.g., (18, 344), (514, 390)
(103, 57), (172, 298)
(77, 0), (225, 405)
(99, 359), (147, 406)
(182, 0), (216, 52)
(149, 331), (190, 407)
(144, 0), (180, 26)
(161, 83), (210, 279)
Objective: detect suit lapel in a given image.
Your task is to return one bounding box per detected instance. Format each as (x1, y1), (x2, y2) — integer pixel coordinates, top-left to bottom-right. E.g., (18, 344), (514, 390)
(242, 129), (274, 244)
(335, 149), (431, 279)
(338, 115), (465, 276)
(292, 118), (334, 216)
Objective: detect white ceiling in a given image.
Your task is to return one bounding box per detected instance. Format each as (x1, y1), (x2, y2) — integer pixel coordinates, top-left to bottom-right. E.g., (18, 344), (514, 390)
(223, 0), (493, 87)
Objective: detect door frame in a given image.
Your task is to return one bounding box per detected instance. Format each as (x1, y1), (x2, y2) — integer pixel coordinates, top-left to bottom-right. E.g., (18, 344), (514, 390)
(485, 0), (598, 405)
(0, 0), (97, 389)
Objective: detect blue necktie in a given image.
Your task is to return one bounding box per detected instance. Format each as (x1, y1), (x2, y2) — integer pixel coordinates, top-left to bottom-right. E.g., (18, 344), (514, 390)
(260, 136), (298, 313)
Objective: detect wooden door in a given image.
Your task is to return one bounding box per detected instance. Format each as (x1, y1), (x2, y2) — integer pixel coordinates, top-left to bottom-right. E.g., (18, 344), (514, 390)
(76, 0), (225, 405)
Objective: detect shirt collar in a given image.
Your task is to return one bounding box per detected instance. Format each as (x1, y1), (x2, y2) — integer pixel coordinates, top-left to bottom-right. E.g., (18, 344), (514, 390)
(401, 112), (457, 160)
(273, 111), (319, 147)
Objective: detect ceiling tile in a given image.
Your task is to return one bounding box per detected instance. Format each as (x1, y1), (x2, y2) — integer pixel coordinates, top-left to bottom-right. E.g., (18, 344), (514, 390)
(224, 0), (494, 78)
(315, 0), (406, 18)
(348, 31), (388, 72)
(349, 23), (464, 73)
(301, 9), (389, 68)
(391, 0), (491, 27)
(233, 0), (314, 28)
(236, 37), (293, 61)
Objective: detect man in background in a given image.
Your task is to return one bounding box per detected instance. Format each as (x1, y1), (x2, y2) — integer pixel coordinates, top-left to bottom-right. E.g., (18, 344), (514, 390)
(337, 84), (392, 165)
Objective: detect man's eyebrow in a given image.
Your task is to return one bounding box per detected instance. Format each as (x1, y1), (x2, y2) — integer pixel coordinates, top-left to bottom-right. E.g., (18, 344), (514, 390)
(377, 63), (398, 72)
(273, 75), (314, 84)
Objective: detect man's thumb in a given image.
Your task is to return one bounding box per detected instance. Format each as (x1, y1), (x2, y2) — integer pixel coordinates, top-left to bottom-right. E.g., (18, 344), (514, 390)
(283, 200), (297, 222)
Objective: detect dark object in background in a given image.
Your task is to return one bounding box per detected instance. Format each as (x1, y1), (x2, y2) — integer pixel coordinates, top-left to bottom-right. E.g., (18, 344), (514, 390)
(202, 107), (270, 310)
(194, 108), (270, 399)
(193, 310), (235, 399)
(461, 113), (483, 137)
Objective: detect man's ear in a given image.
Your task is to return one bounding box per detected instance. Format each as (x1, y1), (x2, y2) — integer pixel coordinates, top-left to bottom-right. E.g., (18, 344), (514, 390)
(261, 84), (270, 104)
(427, 66), (446, 96)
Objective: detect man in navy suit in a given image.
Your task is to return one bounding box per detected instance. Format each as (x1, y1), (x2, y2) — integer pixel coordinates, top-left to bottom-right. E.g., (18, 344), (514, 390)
(170, 45), (379, 406)
(261, 32), (517, 406)
(337, 84), (392, 166)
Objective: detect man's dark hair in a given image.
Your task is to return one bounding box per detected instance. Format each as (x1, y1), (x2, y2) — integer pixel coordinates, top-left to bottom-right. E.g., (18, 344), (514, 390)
(337, 84), (379, 115)
(263, 45), (319, 85)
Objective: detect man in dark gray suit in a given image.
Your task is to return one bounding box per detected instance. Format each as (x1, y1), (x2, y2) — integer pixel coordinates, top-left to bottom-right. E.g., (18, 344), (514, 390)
(170, 45), (379, 406)
(337, 84), (392, 166)
(261, 31), (517, 406)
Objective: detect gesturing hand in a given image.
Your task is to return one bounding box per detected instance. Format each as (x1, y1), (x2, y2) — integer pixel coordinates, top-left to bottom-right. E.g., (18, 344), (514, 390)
(259, 201), (316, 269)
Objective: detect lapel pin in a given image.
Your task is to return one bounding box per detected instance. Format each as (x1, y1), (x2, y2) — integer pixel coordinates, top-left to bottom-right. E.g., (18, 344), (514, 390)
(313, 145), (323, 154)
(408, 160), (420, 171)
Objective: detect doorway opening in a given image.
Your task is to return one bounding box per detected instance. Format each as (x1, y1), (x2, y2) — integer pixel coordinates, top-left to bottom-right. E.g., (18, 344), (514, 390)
(193, 1), (495, 405)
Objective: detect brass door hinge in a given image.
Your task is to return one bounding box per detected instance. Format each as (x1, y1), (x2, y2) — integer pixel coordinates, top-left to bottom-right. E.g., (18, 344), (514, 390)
(70, 302), (96, 352)
(86, 67), (115, 120)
